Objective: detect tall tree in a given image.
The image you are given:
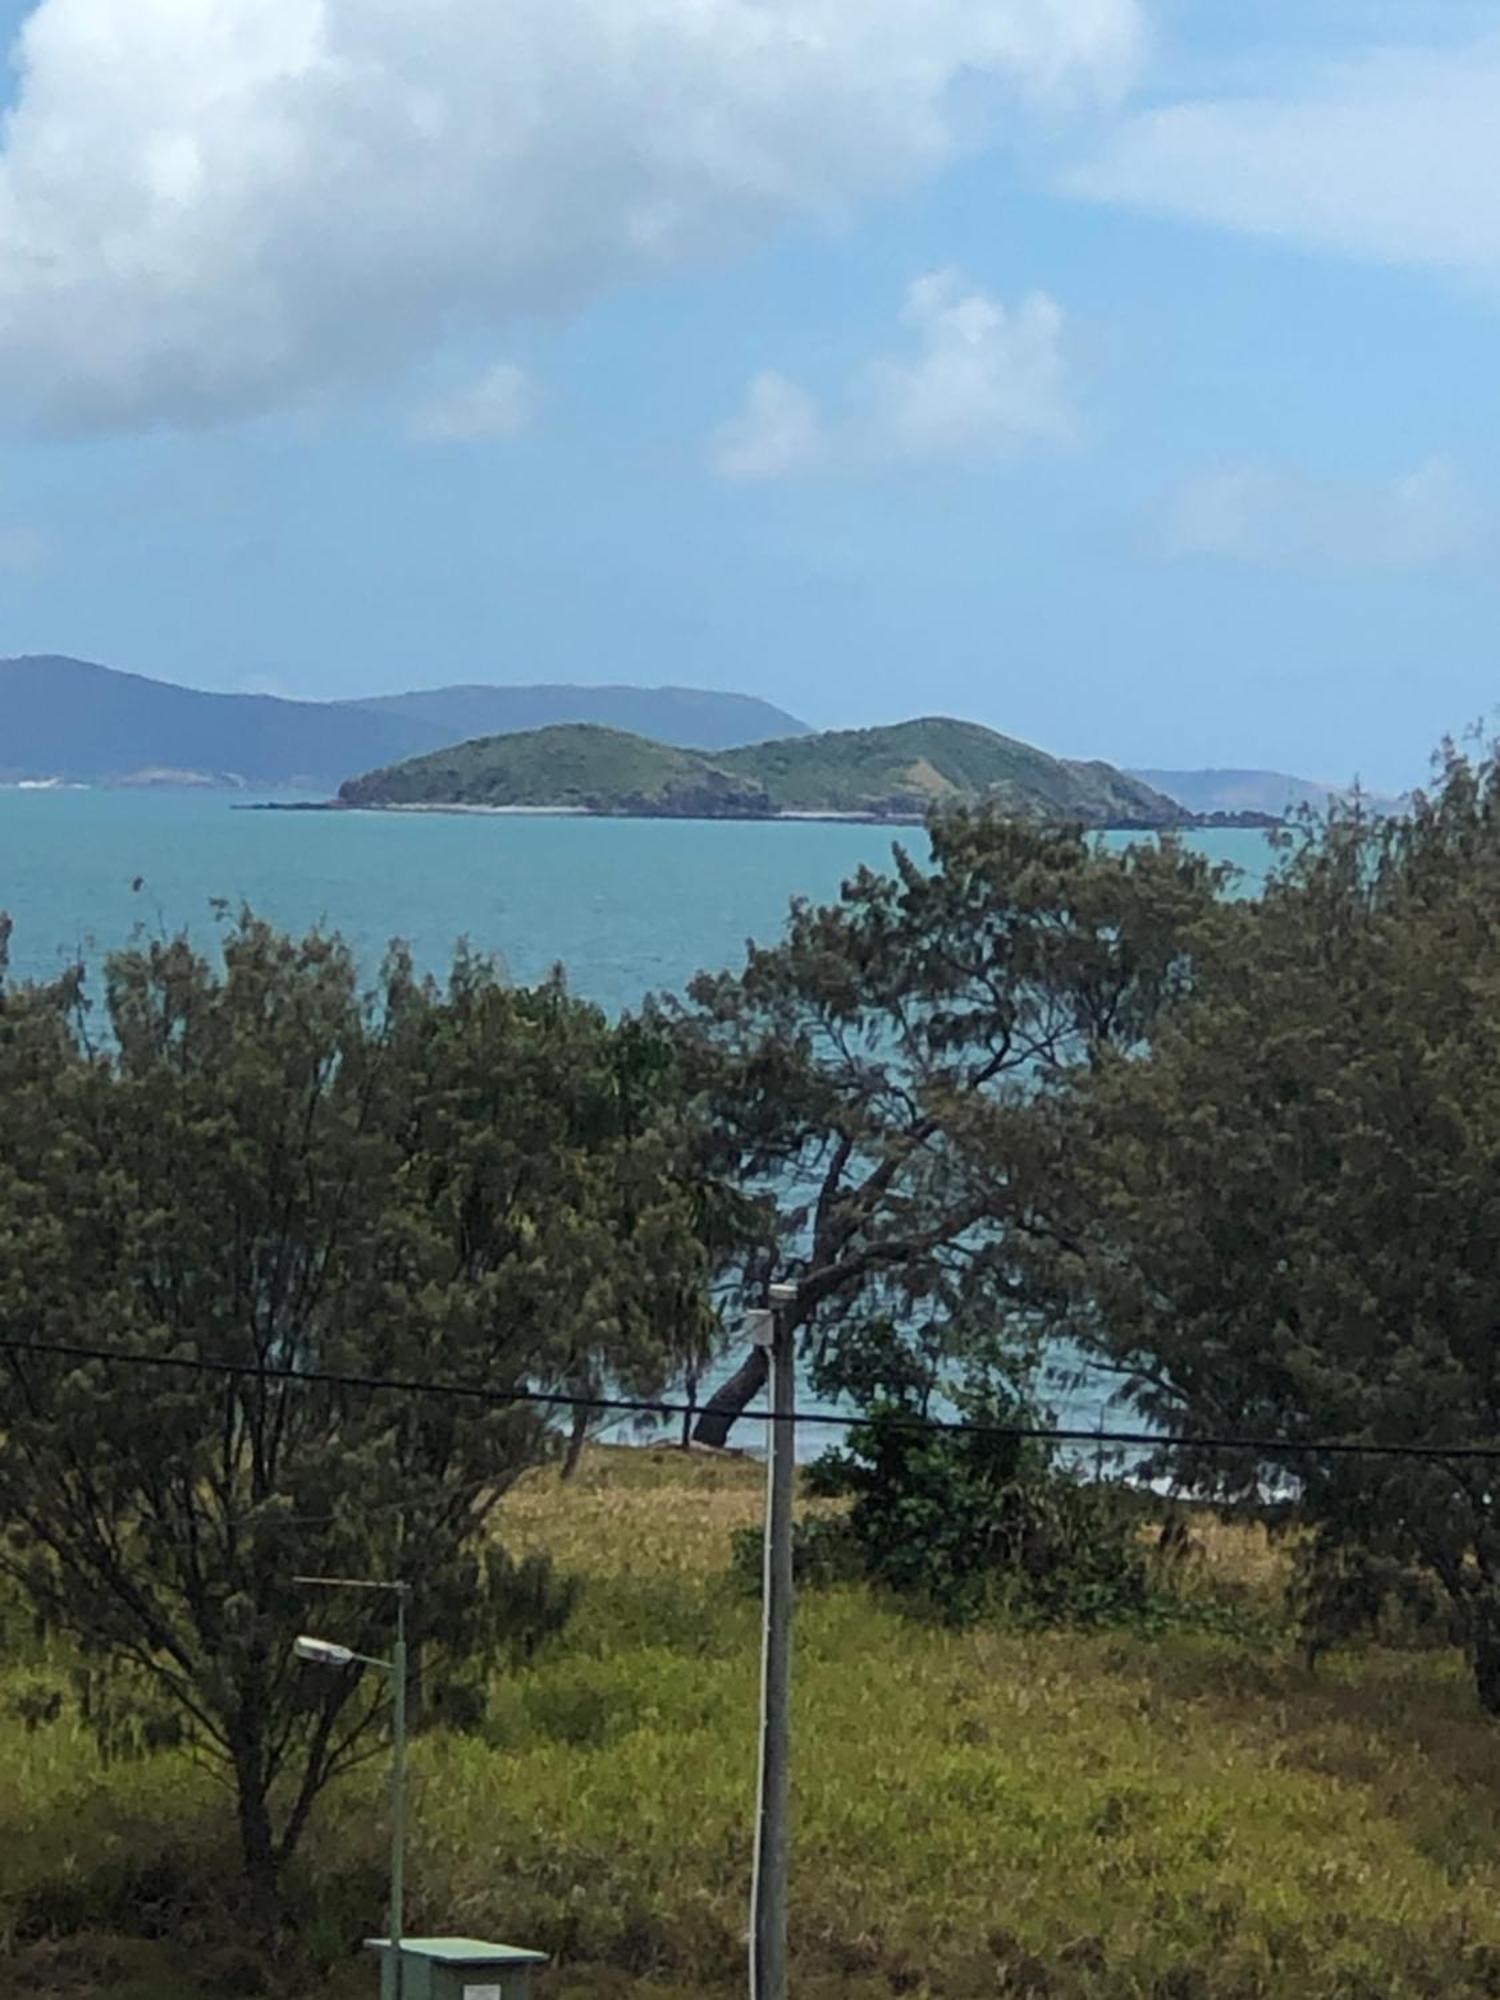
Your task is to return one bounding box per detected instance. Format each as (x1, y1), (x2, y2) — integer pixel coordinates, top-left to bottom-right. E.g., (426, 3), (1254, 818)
(0, 914), (706, 1917)
(664, 811), (1228, 1443)
(1038, 748), (1500, 1710)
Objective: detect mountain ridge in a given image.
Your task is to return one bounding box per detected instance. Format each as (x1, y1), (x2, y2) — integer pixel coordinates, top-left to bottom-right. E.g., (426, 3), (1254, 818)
(1133, 767), (1406, 818)
(0, 655), (810, 787)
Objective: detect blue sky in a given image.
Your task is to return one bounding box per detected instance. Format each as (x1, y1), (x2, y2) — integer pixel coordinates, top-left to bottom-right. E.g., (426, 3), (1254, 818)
(0, 1), (1497, 788)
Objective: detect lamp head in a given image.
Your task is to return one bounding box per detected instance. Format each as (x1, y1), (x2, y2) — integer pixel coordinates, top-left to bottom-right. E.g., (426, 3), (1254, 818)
(293, 1634), (355, 1669)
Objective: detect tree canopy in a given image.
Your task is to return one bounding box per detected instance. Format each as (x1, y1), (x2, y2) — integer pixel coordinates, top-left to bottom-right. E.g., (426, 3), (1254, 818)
(1038, 747), (1500, 1708)
(664, 811), (1229, 1442)
(0, 913), (707, 1913)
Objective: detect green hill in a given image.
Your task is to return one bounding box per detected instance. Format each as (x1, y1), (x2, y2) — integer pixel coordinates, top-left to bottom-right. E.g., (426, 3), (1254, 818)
(338, 717), (1182, 826)
(338, 724), (770, 816)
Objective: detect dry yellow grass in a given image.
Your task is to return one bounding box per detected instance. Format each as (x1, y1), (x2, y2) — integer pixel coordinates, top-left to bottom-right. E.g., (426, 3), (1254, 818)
(507, 1446), (772, 1579)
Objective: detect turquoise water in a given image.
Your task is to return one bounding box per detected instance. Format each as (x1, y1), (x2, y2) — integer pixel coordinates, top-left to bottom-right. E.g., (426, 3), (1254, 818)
(0, 790), (1270, 1003)
(0, 791), (1273, 1453)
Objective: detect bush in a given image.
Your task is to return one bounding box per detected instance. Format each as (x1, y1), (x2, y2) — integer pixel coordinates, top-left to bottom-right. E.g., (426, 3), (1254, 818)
(802, 1363), (1151, 1630)
(5, 1669), (66, 1734)
(729, 1513), (864, 1594)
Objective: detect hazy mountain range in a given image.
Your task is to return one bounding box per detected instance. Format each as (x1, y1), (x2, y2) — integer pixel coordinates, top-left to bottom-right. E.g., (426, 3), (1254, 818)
(1132, 768), (1406, 818)
(0, 656), (810, 787)
(0, 655), (1386, 818)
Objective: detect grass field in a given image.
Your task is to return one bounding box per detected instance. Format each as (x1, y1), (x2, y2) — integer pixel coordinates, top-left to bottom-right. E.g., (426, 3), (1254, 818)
(7, 1447), (1500, 1998)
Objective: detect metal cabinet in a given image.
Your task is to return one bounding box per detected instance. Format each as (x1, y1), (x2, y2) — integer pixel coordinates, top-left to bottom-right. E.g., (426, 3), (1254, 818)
(365, 1935), (549, 2000)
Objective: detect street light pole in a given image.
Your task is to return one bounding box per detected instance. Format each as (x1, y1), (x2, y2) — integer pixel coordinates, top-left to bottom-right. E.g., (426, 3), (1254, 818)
(749, 1281), (797, 2000)
(293, 1576), (412, 2000)
(390, 1587), (407, 1986)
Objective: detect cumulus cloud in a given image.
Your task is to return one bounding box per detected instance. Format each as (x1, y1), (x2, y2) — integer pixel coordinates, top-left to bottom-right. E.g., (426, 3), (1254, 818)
(862, 271), (1073, 458)
(1071, 35), (1500, 279)
(409, 362), (537, 443)
(1163, 457), (1487, 568)
(0, 0), (1144, 434)
(711, 270), (1073, 480)
(710, 373), (825, 482)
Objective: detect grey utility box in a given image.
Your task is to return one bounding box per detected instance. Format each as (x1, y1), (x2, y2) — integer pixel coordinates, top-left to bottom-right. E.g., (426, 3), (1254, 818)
(365, 1936), (549, 2000)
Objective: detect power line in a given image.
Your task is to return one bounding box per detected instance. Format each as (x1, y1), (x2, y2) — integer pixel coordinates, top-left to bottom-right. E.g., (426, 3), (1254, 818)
(2, 1332), (1498, 1465)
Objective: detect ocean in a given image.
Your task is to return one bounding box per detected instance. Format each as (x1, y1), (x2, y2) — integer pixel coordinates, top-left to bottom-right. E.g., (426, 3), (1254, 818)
(0, 788), (1274, 1453)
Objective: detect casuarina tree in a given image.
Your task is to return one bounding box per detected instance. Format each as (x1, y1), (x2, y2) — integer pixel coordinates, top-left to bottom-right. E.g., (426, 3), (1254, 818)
(0, 913), (707, 1920)
(663, 810), (1229, 1444)
(1038, 746), (1500, 1710)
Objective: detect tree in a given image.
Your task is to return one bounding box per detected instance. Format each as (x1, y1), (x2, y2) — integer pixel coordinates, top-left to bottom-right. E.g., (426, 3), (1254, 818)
(663, 811), (1228, 1444)
(0, 914), (707, 1919)
(1038, 747), (1500, 1709)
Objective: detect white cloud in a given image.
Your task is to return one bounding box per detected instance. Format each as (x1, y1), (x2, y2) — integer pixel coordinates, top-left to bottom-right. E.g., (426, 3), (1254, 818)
(862, 270), (1073, 457)
(1163, 456), (1487, 568)
(0, 0), (1144, 434)
(1071, 36), (1500, 279)
(710, 373), (825, 482)
(409, 362), (536, 443)
(711, 270), (1073, 480)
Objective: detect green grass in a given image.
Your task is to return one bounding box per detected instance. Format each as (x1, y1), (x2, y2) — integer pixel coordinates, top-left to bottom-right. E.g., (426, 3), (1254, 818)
(7, 1449), (1500, 1997)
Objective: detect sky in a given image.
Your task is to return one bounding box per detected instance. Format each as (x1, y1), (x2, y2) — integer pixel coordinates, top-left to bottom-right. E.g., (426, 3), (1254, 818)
(0, 2), (1497, 788)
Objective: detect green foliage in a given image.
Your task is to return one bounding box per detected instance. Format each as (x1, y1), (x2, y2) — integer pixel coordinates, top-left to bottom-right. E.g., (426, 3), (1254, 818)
(667, 810), (1230, 1444)
(4, 1669), (65, 1735)
(802, 1355), (1150, 1630)
(340, 716), (1180, 825)
(0, 911), (707, 1914)
(727, 1513), (864, 1594)
(1037, 741), (1500, 1712)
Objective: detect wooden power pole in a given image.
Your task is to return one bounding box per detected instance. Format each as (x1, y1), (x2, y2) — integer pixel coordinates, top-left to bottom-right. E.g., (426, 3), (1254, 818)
(749, 1283), (797, 2000)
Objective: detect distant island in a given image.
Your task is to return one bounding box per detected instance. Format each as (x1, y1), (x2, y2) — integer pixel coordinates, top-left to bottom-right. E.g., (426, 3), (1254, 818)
(335, 718), (1185, 828)
(0, 655), (810, 789)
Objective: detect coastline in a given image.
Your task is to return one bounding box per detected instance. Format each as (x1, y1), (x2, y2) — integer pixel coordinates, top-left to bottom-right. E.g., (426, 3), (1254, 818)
(238, 798), (1229, 831)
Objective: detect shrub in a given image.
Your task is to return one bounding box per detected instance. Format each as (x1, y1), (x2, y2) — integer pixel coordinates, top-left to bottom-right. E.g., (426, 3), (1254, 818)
(5, 1669), (66, 1735)
(802, 1364), (1150, 1630)
(729, 1513), (864, 1594)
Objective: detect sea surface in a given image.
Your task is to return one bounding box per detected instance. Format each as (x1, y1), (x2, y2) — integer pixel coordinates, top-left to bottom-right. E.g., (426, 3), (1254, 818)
(0, 789), (1274, 1454)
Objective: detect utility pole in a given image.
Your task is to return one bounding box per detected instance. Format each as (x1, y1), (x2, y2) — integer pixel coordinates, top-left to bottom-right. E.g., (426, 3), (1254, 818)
(749, 1282), (797, 2000)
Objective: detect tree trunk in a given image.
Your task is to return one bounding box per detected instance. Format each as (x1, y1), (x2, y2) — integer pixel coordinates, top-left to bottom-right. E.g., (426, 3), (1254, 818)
(1474, 1596), (1500, 1715)
(680, 1365), (699, 1450)
(691, 1343), (768, 1448)
(231, 1733), (280, 1937)
(561, 1403), (590, 1481)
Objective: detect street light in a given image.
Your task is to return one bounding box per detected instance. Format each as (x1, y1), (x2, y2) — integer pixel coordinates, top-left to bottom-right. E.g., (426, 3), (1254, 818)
(293, 1635), (361, 1670)
(293, 1577), (410, 1999)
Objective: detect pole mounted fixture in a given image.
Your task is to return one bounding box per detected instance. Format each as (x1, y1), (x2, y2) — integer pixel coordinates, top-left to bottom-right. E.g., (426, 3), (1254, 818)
(293, 1577), (410, 2000)
(293, 1634), (359, 1669)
